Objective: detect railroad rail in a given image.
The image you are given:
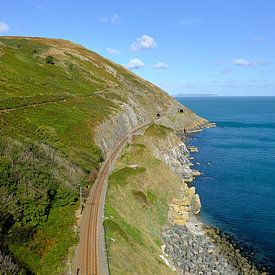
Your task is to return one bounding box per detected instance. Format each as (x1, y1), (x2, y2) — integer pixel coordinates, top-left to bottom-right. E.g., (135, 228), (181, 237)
(77, 122), (152, 275)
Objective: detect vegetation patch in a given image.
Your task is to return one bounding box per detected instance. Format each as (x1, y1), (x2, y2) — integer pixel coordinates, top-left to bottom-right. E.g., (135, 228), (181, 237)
(10, 205), (78, 274)
(104, 138), (181, 274)
(36, 125), (59, 143)
(132, 190), (151, 207)
(104, 203), (143, 245)
(0, 138), (84, 273)
(109, 166), (146, 187)
(144, 123), (172, 138)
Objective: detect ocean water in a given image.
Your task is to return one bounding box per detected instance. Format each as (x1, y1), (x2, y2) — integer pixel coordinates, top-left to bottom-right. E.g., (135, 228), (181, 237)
(177, 96), (275, 272)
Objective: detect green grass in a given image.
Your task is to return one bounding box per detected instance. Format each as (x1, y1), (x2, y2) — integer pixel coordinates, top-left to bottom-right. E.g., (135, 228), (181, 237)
(104, 138), (181, 274)
(104, 203), (143, 245)
(144, 123), (173, 138)
(109, 166), (146, 187)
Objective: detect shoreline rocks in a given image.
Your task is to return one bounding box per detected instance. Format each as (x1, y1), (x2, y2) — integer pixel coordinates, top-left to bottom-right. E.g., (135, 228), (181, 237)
(188, 146), (199, 153)
(162, 217), (266, 275)
(170, 183), (202, 226)
(161, 130), (267, 275)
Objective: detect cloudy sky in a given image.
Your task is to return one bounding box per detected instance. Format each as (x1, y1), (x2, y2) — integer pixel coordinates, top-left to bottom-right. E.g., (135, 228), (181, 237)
(1, 0), (275, 96)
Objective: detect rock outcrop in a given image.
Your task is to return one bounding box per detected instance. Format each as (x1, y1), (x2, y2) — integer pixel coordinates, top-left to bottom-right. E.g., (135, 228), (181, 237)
(95, 100), (207, 154)
(139, 127), (203, 226)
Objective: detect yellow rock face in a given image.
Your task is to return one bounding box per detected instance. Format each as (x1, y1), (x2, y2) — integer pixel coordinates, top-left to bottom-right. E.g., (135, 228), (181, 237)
(171, 185), (201, 226)
(174, 219), (188, 226)
(184, 177), (194, 184)
(181, 197), (190, 206)
(172, 198), (183, 205)
(187, 187), (196, 199)
(172, 204), (181, 212)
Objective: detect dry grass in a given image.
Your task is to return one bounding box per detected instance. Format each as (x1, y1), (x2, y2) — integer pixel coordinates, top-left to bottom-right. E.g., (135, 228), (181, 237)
(105, 135), (180, 274)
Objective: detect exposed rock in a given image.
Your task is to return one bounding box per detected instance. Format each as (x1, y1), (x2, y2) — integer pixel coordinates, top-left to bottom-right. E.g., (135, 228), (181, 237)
(191, 194), (201, 214)
(162, 217), (264, 275)
(188, 146), (199, 153)
(192, 170), (201, 177)
(156, 126), (265, 274)
(186, 187), (196, 199)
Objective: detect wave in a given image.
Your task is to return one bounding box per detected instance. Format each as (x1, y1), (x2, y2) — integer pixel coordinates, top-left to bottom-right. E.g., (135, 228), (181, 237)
(216, 121), (275, 129)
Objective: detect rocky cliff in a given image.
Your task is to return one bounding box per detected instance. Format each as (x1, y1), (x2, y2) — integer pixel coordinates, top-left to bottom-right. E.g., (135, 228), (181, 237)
(94, 91), (207, 154)
(104, 123), (204, 274)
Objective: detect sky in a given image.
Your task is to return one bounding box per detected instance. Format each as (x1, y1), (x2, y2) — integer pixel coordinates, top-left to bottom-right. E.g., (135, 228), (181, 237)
(1, 0), (275, 96)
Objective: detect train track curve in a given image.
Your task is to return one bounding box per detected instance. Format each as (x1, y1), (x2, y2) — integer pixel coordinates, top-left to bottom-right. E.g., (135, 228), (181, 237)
(76, 122), (152, 275)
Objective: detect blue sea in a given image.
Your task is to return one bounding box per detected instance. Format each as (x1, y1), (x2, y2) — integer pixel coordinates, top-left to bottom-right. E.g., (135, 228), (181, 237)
(177, 96), (275, 273)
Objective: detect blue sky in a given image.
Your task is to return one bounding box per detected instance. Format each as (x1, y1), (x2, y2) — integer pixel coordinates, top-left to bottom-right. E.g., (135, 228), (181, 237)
(1, 0), (275, 96)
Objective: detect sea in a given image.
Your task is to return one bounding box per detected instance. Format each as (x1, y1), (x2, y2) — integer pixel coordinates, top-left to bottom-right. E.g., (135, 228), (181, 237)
(177, 96), (275, 273)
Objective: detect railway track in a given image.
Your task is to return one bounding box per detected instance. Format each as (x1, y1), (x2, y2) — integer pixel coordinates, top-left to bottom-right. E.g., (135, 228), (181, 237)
(78, 122), (151, 275)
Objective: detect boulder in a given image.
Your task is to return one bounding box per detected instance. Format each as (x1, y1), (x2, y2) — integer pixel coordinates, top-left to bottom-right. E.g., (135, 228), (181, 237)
(187, 187), (196, 199)
(192, 170), (201, 177)
(191, 194), (201, 214)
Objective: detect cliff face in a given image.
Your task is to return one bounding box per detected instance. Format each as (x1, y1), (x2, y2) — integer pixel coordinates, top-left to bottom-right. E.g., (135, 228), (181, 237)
(141, 126), (202, 222)
(94, 98), (207, 154)
(104, 124), (203, 274)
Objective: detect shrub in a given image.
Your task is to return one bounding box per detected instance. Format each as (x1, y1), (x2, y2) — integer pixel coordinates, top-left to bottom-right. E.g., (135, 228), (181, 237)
(45, 55), (55, 65)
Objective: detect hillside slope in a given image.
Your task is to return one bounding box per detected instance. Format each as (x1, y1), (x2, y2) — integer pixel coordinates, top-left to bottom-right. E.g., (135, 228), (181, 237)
(0, 36), (206, 274)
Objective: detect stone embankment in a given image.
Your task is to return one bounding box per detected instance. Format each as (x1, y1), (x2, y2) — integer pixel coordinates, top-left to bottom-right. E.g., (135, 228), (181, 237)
(162, 218), (264, 275)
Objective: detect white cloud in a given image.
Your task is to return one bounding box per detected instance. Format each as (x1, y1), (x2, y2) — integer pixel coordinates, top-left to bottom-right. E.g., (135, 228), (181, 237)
(110, 14), (120, 24)
(106, 48), (121, 55)
(125, 58), (145, 70)
(232, 58), (268, 66)
(100, 14), (120, 24)
(253, 36), (265, 42)
(178, 17), (203, 27)
(130, 35), (157, 51)
(154, 62), (169, 70)
(0, 22), (10, 33)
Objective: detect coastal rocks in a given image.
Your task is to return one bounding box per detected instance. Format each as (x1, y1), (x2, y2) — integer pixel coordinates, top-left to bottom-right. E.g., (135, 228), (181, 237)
(156, 103), (208, 132)
(192, 170), (201, 177)
(162, 220), (238, 275)
(159, 129), (265, 275)
(162, 217), (264, 275)
(190, 194), (201, 215)
(188, 146), (198, 153)
(170, 183), (201, 226)
(148, 134), (196, 181)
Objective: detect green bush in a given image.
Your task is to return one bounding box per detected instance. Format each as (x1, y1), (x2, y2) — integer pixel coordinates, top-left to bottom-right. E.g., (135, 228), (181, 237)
(45, 55), (55, 64)
(0, 157), (12, 187)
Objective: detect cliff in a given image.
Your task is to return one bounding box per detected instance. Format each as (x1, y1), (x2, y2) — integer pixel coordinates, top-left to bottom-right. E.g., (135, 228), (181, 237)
(0, 36), (206, 274)
(104, 124), (204, 274)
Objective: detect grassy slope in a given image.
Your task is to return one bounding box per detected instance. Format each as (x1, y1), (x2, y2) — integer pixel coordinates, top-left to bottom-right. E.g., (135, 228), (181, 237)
(105, 125), (181, 274)
(0, 37), (174, 274)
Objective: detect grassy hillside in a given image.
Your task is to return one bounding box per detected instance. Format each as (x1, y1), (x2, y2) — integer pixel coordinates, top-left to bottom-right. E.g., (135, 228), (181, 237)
(0, 36), (177, 274)
(104, 125), (180, 274)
